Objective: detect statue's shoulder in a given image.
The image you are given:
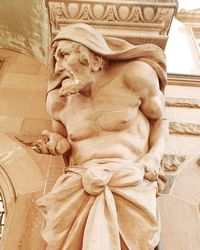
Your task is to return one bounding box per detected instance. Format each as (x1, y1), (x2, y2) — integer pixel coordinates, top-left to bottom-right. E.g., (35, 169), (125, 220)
(125, 60), (156, 74)
(123, 60), (159, 91)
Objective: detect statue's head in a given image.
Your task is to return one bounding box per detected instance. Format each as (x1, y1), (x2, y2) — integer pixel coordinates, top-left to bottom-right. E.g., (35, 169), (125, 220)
(50, 40), (109, 79)
(47, 23), (167, 93)
(48, 23), (111, 81)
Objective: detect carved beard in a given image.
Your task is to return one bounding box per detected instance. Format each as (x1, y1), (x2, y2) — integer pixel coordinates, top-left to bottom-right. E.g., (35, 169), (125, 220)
(58, 70), (94, 97)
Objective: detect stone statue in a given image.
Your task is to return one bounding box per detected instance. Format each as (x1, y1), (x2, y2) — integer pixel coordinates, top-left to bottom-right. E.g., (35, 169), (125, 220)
(33, 23), (168, 250)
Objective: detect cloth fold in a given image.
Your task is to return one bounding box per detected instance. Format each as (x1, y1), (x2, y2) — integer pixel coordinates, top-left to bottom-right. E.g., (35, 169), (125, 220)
(37, 161), (159, 250)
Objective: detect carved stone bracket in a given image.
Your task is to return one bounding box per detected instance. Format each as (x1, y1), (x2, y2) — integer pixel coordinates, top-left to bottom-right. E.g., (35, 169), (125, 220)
(45, 0), (178, 49)
(161, 154), (186, 172)
(169, 122), (200, 136)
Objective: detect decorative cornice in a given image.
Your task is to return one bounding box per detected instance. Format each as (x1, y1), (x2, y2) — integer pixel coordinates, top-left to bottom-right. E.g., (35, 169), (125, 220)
(165, 97), (200, 108)
(192, 27), (200, 39)
(46, 0), (178, 49)
(169, 122), (200, 136)
(176, 8), (200, 23)
(167, 73), (200, 87)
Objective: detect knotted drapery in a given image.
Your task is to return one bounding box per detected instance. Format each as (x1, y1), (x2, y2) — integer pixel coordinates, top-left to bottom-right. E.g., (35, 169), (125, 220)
(37, 160), (159, 250)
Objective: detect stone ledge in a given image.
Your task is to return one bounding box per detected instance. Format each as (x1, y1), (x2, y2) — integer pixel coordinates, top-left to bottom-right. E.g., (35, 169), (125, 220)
(46, 0), (178, 48)
(169, 122), (200, 136)
(165, 97), (200, 108)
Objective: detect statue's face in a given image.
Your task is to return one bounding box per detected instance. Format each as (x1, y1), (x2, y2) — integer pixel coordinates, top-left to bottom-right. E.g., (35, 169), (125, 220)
(53, 40), (94, 96)
(54, 40), (81, 76)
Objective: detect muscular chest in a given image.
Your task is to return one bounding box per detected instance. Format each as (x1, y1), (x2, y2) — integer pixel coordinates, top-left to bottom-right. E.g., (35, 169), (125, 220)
(47, 86), (141, 141)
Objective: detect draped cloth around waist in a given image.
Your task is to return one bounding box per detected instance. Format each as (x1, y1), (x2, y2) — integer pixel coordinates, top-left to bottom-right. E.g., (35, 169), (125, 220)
(37, 160), (159, 250)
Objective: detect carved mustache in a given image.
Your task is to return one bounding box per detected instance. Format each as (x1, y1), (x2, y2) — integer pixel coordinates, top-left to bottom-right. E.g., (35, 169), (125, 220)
(49, 70), (77, 89)
(48, 69), (93, 96)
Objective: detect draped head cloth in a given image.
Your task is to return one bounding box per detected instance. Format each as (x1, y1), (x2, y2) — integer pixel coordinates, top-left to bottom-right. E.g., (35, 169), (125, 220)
(48, 23), (167, 93)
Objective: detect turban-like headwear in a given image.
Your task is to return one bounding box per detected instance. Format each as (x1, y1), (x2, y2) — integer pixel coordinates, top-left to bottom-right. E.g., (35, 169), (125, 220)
(48, 23), (167, 93)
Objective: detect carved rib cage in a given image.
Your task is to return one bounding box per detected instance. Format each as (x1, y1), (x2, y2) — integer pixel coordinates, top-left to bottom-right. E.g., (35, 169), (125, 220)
(0, 193), (5, 239)
(45, 0), (178, 49)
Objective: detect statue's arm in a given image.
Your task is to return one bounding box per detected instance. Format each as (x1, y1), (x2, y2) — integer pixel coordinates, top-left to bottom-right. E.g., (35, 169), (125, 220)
(140, 94), (168, 186)
(140, 90), (168, 166)
(33, 118), (71, 156)
(124, 61), (168, 174)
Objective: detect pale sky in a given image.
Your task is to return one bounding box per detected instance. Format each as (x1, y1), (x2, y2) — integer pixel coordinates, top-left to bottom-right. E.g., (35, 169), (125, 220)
(165, 0), (200, 74)
(178, 0), (200, 10)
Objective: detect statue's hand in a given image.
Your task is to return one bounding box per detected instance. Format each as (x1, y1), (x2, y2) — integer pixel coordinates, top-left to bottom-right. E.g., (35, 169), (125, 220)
(140, 153), (160, 182)
(59, 70), (92, 96)
(144, 167), (158, 182)
(32, 130), (71, 156)
(59, 79), (82, 96)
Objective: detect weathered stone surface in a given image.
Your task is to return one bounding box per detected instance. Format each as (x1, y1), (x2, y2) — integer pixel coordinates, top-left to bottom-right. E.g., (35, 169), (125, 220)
(167, 74), (200, 87)
(165, 97), (200, 108)
(161, 154), (186, 171)
(0, 133), (45, 248)
(0, 1), (49, 62)
(170, 155), (200, 204)
(158, 155), (200, 249)
(162, 175), (175, 194)
(169, 122), (200, 135)
(0, 133), (44, 197)
(158, 195), (200, 250)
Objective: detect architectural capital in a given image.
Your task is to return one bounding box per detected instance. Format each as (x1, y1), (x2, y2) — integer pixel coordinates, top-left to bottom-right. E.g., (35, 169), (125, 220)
(45, 0), (178, 49)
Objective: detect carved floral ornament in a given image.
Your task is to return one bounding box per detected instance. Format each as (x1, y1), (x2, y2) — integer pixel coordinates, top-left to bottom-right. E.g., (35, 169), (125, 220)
(54, 3), (163, 23)
(47, 0), (177, 39)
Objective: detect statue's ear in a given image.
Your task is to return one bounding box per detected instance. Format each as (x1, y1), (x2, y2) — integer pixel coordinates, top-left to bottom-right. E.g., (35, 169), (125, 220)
(91, 55), (102, 72)
(79, 53), (90, 66)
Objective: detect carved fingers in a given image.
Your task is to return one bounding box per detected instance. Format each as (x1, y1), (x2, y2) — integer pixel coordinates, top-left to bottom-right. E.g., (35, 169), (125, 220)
(59, 70), (92, 96)
(157, 175), (167, 194)
(32, 130), (71, 156)
(59, 71), (81, 96)
(32, 138), (49, 154)
(144, 167), (158, 182)
(59, 80), (81, 96)
(140, 152), (160, 182)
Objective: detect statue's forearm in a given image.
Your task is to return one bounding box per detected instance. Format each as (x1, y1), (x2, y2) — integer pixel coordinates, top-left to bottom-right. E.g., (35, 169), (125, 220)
(148, 118), (169, 161)
(140, 118), (168, 182)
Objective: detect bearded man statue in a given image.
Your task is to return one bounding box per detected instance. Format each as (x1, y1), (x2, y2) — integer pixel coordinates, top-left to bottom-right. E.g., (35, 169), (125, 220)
(33, 23), (168, 250)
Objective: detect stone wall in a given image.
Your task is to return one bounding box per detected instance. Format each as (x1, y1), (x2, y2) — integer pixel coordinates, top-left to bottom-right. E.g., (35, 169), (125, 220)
(0, 49), (66, 248)
(164, 78), (200, 174)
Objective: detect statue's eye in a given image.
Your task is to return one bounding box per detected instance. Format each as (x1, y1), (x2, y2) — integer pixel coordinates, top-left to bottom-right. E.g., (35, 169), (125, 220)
(61, 52), (70, 57)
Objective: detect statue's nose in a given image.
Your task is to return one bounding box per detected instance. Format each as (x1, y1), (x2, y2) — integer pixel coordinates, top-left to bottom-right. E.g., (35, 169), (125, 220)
(55, 60), (66, 74)
(82, 168), (113, 196)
